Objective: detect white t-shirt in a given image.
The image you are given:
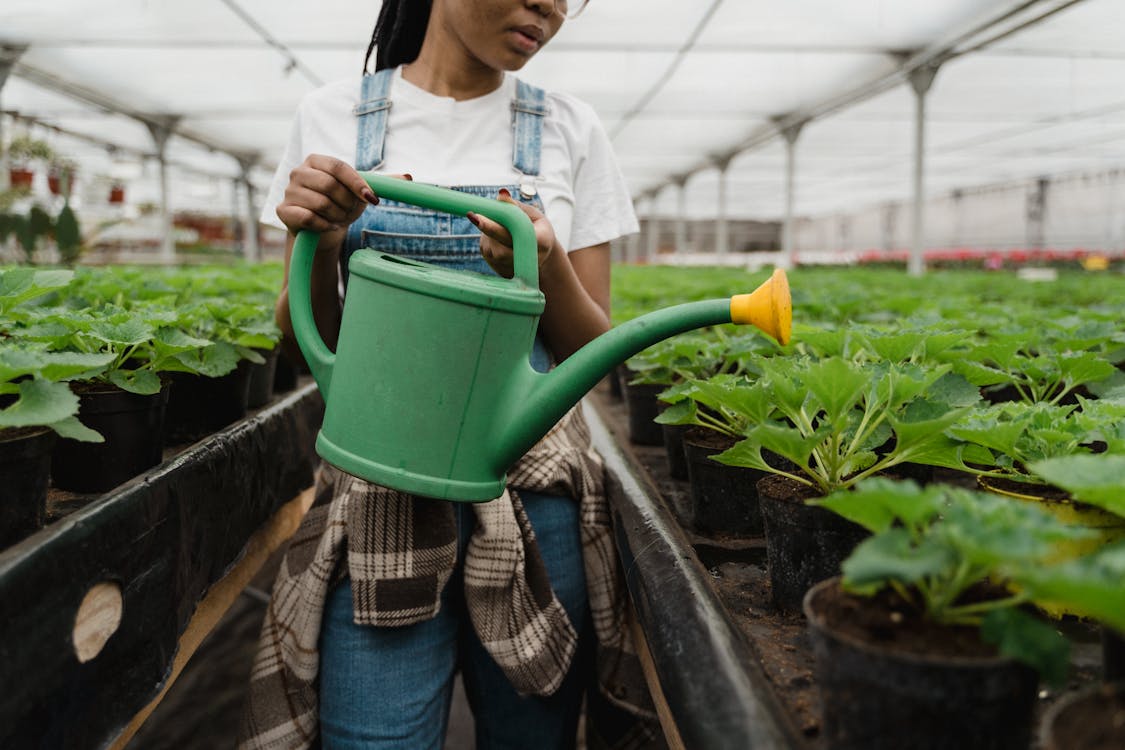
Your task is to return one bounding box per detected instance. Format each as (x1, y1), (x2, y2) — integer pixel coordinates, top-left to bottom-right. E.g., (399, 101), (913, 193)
(261, 67), (638, 252)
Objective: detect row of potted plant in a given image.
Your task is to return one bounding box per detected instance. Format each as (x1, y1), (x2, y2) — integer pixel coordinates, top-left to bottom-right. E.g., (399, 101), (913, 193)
(0, 263), (284, 548)
(609, 264), (1124, 749)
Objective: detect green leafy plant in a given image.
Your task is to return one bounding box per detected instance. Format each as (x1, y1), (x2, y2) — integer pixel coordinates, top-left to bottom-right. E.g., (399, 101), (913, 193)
(821, 478), (1098, 685)
(53, 203), (82, 265)
(0, 267), (74, 316)
(655, 373), (776, 439)
(943, 328), (1118, 405)
(947, 401), (1102, 483)
(6, 134), (54, 167)
(13, 302), (217, 394)
(1028, 453), (1125, 519)
(711, 356), (986, 494)
(0, 348), (112, 441)
(1015, 540), (1125, 634)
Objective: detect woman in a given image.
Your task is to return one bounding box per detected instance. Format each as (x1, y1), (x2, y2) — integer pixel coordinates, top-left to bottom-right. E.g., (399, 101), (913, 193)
(238, 1), (656, 749)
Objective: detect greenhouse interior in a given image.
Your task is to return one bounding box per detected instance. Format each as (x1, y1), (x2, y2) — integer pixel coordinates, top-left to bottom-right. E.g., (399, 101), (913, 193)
(1, 1), (1123, 749)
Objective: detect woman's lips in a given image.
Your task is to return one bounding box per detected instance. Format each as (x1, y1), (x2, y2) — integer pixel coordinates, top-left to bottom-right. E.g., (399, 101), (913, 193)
(511, 25), (544, 53)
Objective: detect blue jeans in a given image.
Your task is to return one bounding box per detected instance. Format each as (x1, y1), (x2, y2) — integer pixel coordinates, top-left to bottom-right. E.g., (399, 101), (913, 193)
(318, 491), (592, 749)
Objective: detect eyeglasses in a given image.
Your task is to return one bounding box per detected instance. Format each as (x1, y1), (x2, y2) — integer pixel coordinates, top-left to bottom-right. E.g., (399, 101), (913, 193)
(555, 0), (589, 20)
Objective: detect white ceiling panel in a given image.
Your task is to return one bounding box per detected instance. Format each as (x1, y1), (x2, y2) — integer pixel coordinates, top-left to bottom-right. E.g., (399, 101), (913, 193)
(0, 0), (1122, 221)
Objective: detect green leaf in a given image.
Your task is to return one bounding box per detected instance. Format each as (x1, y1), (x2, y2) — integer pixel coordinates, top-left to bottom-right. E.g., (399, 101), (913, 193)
(712, 437), (777, 474)
(1027, 455), (1125, 517)
(654, 399), (696, 426)
(0, 268), (74, 313)
(173, 340), (240, 377)
(979, 608), (1070, 688)
(925, 372), (983, 408)
(87, 317), (154, 347)
(817, 478), (944, 534)
(49, 415), (104, 443)
(841, 528), (955, 591)
(1016, 542), (1125, 632)
(107, 369), (163, 395)
(1056, 352), (1116, 389)
(803, 357), (869, 423)
(0, 349), (113, 383)
(0, 378), (78, 428)
(942, 491), (1096, 569)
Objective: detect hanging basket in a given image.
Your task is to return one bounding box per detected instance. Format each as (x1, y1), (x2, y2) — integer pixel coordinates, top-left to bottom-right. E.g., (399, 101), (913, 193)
(48, 168), (74, 197)
(9, 167), (34, 190)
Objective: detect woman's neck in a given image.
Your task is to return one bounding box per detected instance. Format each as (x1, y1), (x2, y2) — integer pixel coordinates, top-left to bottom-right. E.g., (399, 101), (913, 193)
(401, 13), (504, 101)
(402, 51), (503, 101)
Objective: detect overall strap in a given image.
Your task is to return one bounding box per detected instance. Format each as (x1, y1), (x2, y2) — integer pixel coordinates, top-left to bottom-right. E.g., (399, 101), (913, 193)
(511, 79), (548, 181)
(354, 68), (394, 171)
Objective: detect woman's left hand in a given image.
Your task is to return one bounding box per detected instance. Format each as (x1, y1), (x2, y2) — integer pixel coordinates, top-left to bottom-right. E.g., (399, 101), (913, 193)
(467, 189), (557, 278)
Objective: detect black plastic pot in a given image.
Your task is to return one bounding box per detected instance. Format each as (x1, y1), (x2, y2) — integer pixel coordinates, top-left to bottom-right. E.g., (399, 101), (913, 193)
(272, 350), (300, 394)
(164, 362), (252, 444)
(661, 421), (689, 480)
(759, 474), (869, 612)
(623, 381), (665, 446)
(683, 428), (765, 536)
(51, 383), (170, 494)
(1104, 627), (1125, 683)
(607, 363), (626, 401)
(804, 577), (1039, 750)
(0, 427), (55, 547)
(246, 346), (281, 409)
(1040, 681), (1125, 750)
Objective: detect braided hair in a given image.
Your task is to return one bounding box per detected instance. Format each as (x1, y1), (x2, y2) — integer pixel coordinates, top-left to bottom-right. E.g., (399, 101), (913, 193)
(363, 0), (433, 73)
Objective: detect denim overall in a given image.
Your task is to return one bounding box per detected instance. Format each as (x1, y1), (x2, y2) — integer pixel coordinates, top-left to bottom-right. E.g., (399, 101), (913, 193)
(318, 70), (591, 750)
(341, 68), (553, 373)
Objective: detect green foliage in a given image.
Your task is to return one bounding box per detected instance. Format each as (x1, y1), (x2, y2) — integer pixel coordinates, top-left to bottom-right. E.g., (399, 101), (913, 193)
(0, 268), (74, 315)
(2, 264), (283, 396)
(712, 357), (986, 494)
(945, 331), (1117, 405)
(0, 348), (112, 441)
(947, 402), (1101, 482)
(656, 373), (776, 438)
(1027, 454), (1125, 518)
(54, 203), (82, 265)
(821, 478), (1096, 684)
(1015, 540), (1125, 633)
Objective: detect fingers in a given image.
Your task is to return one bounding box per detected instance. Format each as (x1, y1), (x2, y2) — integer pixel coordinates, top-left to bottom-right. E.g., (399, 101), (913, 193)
(466, 211), (512, 247)
(277, 154), (415, 235)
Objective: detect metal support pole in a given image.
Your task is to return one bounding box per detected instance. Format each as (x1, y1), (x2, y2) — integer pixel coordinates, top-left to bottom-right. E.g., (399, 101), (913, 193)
(779, 121), (805, 270)
(1027, 176), (1048, 251)
(236, 155), (260, 262)
(674, 177), (688, 256)
(908, 63), (940, 276)
(645, 191), (660, 263)
(0, 46), (29, 192)
(715, 156), (733, 256)
(145, 116), (181, 264)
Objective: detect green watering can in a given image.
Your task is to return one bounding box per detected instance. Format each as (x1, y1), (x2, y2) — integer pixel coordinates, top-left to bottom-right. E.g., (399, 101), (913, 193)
(289, 173), (791, 502)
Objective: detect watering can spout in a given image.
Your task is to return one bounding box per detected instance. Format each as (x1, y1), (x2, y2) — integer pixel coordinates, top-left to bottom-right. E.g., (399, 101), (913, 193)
(497, 269), (791, 470)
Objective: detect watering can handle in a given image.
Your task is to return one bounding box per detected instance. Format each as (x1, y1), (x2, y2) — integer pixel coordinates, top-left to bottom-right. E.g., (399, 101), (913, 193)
(288, 173), (541, 398)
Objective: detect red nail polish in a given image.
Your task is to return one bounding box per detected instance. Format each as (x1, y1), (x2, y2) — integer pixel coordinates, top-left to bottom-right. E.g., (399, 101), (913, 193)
(404, 173), (413, 181)
(363, 189), (379, 205)
(498, 188), (511, 198)
(466, 212), (480, 226)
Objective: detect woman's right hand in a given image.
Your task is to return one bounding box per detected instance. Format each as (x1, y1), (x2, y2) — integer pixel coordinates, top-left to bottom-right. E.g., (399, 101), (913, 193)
(276, 154), (381, 242)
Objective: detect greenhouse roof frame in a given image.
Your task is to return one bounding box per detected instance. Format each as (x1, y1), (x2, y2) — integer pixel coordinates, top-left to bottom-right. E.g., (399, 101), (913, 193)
(1, 0), (1123, 224)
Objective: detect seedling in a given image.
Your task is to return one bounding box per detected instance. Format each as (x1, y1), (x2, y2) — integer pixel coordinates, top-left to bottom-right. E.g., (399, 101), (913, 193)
(822, 478), (1097, 685)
